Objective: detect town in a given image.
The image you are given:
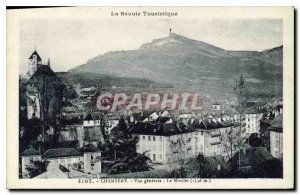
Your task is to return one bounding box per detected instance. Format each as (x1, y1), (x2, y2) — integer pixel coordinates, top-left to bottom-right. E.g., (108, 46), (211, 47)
(19, 49), (283, 179)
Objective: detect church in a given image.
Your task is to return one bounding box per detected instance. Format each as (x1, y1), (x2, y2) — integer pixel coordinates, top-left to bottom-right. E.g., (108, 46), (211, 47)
(26, 49), (66, 123)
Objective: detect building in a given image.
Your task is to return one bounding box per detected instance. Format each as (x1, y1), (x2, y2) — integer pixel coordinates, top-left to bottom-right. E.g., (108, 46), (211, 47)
(20, 146), (42, 178)
(82, 144), (102, 174)
(28, 50), (43, 76)
(128, 111), (159, 124)
(43, 148), (83, 168)
(269, 114), (283, 159)
(43, 147), (102, 174)
(129, 111), (244, 164)
(259, 104), (282, 152)
(211, 102), (221, 111)
(26, 50), (66, 120)
(129, 121), (195, 163)
(82, 113), (104, 146)
(244, 108), (263, 136)
(189, 116), (241, 158)
(260, 112), (275, 150)
(83, 113), (95, 127)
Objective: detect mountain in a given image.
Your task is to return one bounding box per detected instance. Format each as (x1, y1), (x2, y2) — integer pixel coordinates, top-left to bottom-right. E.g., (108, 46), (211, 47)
(69, 33), (283, 96)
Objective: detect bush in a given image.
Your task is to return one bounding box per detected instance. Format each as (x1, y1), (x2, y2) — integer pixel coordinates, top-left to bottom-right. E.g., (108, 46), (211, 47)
(108, 169), (170, 178)
(169, 167), (187, 178)
(102, 160), (114, 174)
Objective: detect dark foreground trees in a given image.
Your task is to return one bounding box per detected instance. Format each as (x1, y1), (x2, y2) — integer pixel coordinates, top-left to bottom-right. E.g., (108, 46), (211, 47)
(103, 116), (153, 175)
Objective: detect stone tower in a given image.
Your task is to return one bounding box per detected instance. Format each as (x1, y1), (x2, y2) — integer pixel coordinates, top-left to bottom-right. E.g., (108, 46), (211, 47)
(28, 49), (42, 76)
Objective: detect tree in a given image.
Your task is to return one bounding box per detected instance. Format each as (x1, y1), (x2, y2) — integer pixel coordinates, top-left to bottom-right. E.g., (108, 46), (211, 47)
(166, 136), (187, 178)
(249, 133), (262, 147)
(220, 75), (248, 176)
(220, 125), (245, 172)
(110, 116), (130, 159)
(26, 69), (65, 151)
(24, 160), (49, 178)
(105, 116), (153, 174)
(19, 76), (29, 150)
(185, 154), (215, 178)
(108, 151), (153, 174)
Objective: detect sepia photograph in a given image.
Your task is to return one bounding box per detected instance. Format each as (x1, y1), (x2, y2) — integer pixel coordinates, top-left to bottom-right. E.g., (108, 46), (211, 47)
(6, 6), (294, 189)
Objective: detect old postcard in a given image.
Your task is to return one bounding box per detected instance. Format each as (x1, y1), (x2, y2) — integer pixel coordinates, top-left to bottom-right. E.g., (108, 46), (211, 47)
(6, 7), (294, 189)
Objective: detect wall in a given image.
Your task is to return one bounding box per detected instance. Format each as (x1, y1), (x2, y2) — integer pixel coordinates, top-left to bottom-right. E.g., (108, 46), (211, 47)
(270, 131), (283, 159)
(83, 152), (102, 174)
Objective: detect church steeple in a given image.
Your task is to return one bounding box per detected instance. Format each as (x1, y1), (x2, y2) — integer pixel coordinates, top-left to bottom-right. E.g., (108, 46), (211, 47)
(28, 49), (42, 76)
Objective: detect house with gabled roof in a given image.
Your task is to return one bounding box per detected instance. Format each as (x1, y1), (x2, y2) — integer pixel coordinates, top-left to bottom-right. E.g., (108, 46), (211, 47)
(20, 146), (42, 178)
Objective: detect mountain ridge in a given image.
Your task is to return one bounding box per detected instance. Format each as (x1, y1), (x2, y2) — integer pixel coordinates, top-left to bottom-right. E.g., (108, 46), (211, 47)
(69, 33), (283, 96)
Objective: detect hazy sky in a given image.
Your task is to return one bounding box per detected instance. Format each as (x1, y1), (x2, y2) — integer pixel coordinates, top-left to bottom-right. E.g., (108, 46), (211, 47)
(19, 19), (282, 73)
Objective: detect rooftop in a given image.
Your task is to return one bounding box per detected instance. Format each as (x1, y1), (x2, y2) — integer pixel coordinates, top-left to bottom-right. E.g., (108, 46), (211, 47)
(81, 144), (99, 153)
(20, 146), (41, 157)
(29, 50), (42, 61)
(129, 121), (194, 136)
(43, 148), (82, 159)
(268, 115), (283, 132)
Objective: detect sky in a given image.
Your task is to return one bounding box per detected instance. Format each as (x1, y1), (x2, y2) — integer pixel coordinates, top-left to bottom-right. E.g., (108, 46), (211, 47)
(19, 19), (282, 74)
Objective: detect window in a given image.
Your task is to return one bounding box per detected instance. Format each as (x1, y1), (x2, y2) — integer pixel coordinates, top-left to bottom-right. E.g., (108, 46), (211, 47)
(153, 154), (156, 161)
(148, 136), (151, 141)
(91, 154), (94, 160)
(143, 136), (145, 140)
(153, 136), (156, 141)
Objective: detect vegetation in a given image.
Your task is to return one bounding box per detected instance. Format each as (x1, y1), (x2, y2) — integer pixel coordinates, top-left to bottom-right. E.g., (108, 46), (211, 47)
(166, 137), (187, 177)
(102, 116), (153, 175)
(58, 72), (173, 89)
(24, 160), (49, 178)
(108, 169), (170, 178)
